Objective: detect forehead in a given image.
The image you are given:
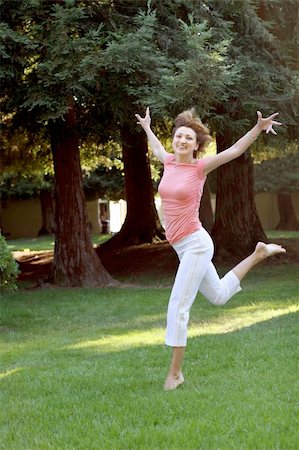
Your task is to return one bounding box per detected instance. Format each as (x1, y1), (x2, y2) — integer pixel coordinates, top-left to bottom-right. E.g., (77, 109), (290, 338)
(174, 126), (196, 137)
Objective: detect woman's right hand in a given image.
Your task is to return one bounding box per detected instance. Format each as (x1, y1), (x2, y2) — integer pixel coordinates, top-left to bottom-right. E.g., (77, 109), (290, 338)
(135, 107), (151, 130)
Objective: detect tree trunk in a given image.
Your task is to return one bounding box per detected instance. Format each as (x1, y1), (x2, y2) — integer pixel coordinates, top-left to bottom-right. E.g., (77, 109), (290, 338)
(38, 190), (56, 236)
(212, 133), (267, 260)
(199, 179), (214, 233)
(101, 127), (164, 250)
(276, 192), (299, 230)
(50, 107), (116, 287)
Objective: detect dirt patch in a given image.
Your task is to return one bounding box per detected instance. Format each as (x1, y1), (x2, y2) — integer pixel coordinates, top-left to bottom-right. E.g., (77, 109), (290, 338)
(14, 238), (299, 286)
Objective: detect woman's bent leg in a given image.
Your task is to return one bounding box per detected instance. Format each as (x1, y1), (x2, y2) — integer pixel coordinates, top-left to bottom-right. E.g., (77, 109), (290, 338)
(198, 263), (242, 305)
(198, 242), (286, 305)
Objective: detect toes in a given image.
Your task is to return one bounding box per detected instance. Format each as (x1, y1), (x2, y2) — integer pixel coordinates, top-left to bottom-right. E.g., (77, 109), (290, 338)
(266, 244), (286, 255)
(256, 242), (286, 258)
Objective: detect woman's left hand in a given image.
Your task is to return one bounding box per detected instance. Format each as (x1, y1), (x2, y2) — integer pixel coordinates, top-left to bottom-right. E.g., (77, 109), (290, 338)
(256, 111), (282, 135)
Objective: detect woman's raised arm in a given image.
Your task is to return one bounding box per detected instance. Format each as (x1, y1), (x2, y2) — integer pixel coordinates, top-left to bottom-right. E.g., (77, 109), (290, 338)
(135, 107), (169, 164)
(203, 111), (282, 176)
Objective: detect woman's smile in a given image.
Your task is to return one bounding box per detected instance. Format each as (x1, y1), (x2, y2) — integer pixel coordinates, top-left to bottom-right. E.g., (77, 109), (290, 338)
(173, 126), (198, 162)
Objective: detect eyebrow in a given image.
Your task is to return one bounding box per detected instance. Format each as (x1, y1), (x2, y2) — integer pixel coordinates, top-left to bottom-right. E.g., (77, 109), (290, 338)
(175, 133), (194, 137)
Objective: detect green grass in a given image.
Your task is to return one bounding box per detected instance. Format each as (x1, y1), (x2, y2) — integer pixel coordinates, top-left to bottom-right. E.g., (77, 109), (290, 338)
(6, 234), (111, 252)
(1, 265), (298, 449)
(266, 230), (299, 239)
(6, 230), (299, 253)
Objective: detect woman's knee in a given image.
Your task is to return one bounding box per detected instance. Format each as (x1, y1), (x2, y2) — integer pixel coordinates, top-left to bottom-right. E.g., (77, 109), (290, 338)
(208, 292), (230, 306)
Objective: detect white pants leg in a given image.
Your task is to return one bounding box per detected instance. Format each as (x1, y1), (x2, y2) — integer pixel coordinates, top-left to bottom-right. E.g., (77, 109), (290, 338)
(165, 228), (242, 347)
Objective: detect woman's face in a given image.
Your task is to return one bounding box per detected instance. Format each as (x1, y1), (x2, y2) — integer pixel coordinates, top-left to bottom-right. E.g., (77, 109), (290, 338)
(172, 126), (198, 157)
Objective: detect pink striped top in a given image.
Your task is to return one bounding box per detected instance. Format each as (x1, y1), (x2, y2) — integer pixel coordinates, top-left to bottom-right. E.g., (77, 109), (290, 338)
(158, 154), (206, 244)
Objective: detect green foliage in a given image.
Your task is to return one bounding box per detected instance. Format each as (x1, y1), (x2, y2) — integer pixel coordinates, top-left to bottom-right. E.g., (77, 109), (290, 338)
(106, 6), (238, 122)
(0, 233), (19, 291)
(83, 166), (125, 201)
(1, 0), (298, 196)
(0, 0), (107, 123)
(258, 0), (299, 69)
(0, 125), (53, 180)
(0, 172), (53, 200)
(254, 151), (299, 192)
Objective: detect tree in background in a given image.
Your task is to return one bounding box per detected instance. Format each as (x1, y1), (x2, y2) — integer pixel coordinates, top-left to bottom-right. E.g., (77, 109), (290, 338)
(1, 0), (298, 282)
(1, 0), (235, 255)
(100, 0), (237, 247)
(0, 126), (56, 236)
(254, 151), (299, 230)
(132, 0), (298, 257)
(0, 0), (116, 286)
(207, 0), (299, 258)
(254, 0), (299, 232)
(92, 8), (169, 248)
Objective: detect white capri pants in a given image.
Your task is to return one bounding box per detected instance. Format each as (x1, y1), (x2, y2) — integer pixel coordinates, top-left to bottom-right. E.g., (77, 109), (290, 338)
(165, 228), (242, 347)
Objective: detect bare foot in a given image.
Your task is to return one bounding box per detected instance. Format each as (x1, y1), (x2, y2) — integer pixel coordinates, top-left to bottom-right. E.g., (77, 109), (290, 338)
(164, 373), (184, 391)
(255, 242), (286, 260)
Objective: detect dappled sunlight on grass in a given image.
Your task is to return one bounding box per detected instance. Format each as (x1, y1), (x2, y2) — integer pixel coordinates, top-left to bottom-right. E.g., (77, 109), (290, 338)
(0, 367), (23, 380)
(64, 328), (165, 353)
(64, 304), (298, 353)
(189, 304), (299, 337)
(1, 263), (298, 450)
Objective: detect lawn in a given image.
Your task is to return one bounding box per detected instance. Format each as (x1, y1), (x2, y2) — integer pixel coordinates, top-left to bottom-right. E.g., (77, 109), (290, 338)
(6, 231), (299, 252)
(1, 264), (298, 449)
(6, 234), (111, 252)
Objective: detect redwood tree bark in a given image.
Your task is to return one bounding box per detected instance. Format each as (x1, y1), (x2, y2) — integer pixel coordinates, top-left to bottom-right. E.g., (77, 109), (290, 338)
(276, 192), (299, 230)
(212, 133), (267, 260)
(50, 108), (116, 287)
(101, 127), (164, 250)
(38, 190), (56, 236)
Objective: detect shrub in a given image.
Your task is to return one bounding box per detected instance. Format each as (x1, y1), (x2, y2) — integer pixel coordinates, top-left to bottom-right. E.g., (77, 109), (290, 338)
(0, 233), (19, 291)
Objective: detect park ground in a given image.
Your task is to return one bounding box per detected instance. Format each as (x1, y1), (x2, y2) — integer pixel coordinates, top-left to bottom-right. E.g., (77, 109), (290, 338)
(1, 233), (299, 449)
(10, 232), (299, 286)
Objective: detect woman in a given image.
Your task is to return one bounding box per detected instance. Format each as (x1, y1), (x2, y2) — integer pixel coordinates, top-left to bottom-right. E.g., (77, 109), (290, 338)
(135, 107), (285, 391)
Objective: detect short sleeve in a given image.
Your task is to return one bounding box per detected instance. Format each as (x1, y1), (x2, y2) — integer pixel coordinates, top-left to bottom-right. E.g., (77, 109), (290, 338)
(164, 153), (175, 165)
(197, 159), (206, 179)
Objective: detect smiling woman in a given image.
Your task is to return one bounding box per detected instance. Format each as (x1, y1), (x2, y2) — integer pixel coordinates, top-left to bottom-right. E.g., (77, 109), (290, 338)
(172, 110), (212, 162)
(135, 107), (285, 391)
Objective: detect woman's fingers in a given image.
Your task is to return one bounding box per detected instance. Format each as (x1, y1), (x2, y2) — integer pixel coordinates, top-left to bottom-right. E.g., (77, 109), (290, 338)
(135, 107), (150, 123)
(257, 111), (282, 134)
(268, 112), (280, 120)
(135, 114), (142, 124)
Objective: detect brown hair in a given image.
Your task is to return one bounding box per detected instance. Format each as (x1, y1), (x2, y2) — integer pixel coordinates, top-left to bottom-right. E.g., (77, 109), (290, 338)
(173, 109), (212, 156)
